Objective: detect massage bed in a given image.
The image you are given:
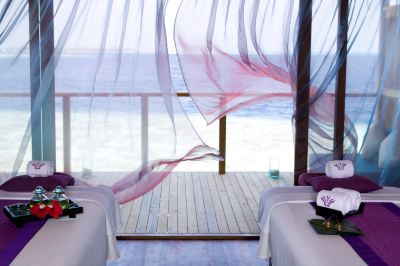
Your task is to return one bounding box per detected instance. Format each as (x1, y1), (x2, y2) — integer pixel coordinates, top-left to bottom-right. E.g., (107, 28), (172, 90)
(257, 186), (400, 266)
(0, 186), (122, 266)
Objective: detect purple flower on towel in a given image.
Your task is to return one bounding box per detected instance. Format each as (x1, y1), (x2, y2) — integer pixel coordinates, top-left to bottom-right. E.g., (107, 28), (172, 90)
(334, 162), (347, 171)
(321, 195), (335, 207)
(32, 162), (45, 170)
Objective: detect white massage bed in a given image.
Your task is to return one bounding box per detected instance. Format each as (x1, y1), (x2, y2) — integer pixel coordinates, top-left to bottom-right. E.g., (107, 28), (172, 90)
(257, 186), (400, 266)
(1, 186), (122, 266)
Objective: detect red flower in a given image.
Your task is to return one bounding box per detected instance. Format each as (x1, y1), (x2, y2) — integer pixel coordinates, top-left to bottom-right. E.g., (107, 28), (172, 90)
(30, 204), (51, 219)
(49, 201), (63, 219)
(30, 201), (64, 219)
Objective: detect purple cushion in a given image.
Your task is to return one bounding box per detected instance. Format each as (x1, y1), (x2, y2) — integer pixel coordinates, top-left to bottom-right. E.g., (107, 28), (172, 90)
(299, 172), (324, 186)
(302, 174), (382, 193)
(0, 172), (75, 192)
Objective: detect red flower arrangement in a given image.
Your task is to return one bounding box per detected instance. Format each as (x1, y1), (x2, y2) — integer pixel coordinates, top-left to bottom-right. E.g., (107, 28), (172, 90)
(30, 200), (63, 219)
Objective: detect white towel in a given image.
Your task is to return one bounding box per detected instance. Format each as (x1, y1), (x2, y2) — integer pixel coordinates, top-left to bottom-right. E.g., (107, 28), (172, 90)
(26, 160), (54, 177)
(325, 160), (354, 178)
(332, 187), (361, 211)
(316, 190), (353, 215)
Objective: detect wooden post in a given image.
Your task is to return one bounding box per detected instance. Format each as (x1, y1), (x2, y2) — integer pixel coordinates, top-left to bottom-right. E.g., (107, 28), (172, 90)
(141, 96), (149, 164)
(333, 0), (349, 160)
(294, 0), (312, 185)
(218, 96), (227, 175)
(40, 0), (56, 168)
(376, 0), (389, 120)
(219, 115), (226, 175)
(29, 0), (41, 161)
(28, 0), (56, 167)
(63, 96), (71, 173)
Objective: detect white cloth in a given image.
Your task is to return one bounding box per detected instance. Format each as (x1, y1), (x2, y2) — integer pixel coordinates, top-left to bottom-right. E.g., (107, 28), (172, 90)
(316, 190), (352, 215)
(332, 187), (361, 211)
(269, 203), (368, 266)
(325, 160), (354, 178)
(0, 185), (122, 260)
(26, 160), (54, 177)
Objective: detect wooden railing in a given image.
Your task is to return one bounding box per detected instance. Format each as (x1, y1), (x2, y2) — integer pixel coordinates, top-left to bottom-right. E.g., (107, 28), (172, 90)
(0, 92), (376, 174)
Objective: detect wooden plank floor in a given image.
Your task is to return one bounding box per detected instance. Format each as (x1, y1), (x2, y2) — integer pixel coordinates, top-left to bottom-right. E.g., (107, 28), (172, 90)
(117, 172), (291, 236)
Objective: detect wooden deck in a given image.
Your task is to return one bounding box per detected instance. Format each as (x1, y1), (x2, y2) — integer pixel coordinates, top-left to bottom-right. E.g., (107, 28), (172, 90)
(117, 172), (291, 237)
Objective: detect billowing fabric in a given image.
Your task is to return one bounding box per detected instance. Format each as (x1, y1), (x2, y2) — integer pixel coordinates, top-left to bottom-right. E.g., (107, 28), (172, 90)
(174, 0), (400, 186)
(0, 0), (399, 204)
(0, 0), (221, 203)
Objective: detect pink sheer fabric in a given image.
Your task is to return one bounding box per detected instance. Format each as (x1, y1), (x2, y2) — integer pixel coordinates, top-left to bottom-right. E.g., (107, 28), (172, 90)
(174, 0), (359, 172)
(174, 0), (295, 124)
(111, 145), (220, 203)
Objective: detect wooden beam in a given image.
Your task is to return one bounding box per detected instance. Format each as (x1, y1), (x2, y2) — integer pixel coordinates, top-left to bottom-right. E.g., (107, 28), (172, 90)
(333, 0), (349, 160)
(117, 234), (259, 240)
(294, 0), (312, 185)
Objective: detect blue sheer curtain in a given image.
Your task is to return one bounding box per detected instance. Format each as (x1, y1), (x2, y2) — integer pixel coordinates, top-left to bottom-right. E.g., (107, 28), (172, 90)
(354, 1), (400, 186)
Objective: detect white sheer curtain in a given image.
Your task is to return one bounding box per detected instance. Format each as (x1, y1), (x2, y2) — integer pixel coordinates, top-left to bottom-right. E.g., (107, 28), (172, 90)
(0, 0), (221, 203)
(1, 0), (400, 204)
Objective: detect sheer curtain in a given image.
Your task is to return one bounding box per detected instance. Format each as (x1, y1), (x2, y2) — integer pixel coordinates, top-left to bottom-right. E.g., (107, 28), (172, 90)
(0, 0), (221, 203)
(1, 0), (400, 205)
(174, 0), (296, 124)
(174, 0), (400, 186)
(354, 1), (400, 186)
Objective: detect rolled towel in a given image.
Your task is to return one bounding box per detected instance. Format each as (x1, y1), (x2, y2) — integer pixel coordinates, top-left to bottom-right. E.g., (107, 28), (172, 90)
(27, 160), (54, 177)
(332, 187), (361, 211)
(316, 190), (352, 215)
(325, 160), (354, 178)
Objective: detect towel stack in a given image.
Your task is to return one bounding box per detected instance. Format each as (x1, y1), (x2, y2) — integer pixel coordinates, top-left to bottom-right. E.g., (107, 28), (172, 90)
(315, 160), (361, 214)
(26, 160), (54, 177)
(316, 189), (361, 215)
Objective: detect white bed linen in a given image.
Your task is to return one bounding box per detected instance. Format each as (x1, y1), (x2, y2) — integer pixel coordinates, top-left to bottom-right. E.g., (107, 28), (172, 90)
(257, 186), (400, 260)
(269, 203), (366, 266)
(10, 201), (108, 266)
(0, 185), (122, 263)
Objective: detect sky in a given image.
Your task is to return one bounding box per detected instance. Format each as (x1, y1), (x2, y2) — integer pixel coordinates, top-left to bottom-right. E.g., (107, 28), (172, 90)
(0, 0), (383, 55)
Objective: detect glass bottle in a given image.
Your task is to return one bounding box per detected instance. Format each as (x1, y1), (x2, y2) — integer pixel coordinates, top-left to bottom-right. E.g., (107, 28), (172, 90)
(29, 186), (50, 208)
(51, 186), (69, 209)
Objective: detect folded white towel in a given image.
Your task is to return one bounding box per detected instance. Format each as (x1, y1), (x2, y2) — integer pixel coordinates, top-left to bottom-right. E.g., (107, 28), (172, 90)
(27, 160), (54, 177)
(332, 187), (361, 211)
(316, 190), (353, 215)
(325, 160), (354, 178)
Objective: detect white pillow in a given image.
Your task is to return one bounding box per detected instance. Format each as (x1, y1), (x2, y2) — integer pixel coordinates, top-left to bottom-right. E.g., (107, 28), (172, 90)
(361, 119), (387, 161)
(378, 129), (400, 168)
(325, 160), (354, 178)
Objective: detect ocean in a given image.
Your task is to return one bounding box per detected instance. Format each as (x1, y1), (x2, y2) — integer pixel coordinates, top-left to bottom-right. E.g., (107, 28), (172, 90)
(0, 54), (377, 174)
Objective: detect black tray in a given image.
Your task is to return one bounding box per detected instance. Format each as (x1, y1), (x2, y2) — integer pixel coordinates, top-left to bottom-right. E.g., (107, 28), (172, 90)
(315, 202), (365, 222)
(309, 219), (363, 236)
(3, 200), (83, 228)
